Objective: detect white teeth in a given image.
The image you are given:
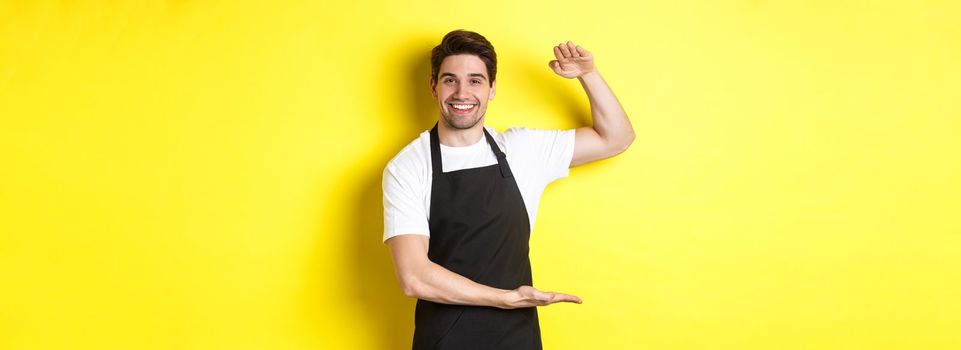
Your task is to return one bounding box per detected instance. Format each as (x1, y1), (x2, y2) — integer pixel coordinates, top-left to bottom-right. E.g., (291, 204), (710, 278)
(452, 104), (475, 110)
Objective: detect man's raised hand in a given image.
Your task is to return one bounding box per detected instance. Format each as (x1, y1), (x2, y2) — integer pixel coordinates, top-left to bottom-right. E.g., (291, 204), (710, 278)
(549, 41), (595, 79)
(500, 285), (583, 309)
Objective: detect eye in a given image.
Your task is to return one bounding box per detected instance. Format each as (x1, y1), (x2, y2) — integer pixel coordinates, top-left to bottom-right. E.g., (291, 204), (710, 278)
(444, 78), (455, 84)
(471, 79), (481, 85)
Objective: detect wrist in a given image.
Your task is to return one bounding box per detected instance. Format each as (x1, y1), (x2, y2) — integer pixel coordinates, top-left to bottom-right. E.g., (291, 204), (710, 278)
(492, 289), (516, 309)
(577, 68), (600, 81)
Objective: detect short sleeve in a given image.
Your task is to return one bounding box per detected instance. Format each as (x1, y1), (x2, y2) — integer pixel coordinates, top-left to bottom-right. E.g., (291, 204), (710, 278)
(504, 127), (576, 183)
(382, 163), (430, 243)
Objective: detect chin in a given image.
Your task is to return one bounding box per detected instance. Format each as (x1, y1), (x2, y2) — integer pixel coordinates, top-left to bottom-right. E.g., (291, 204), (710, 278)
(444, 114), (483, 130)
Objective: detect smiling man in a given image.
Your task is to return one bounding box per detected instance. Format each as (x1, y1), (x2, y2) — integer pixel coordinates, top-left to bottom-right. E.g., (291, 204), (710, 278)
(383, 29), (634, 349)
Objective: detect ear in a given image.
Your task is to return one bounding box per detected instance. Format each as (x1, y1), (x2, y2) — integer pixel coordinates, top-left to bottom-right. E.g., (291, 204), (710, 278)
(429, 77), (437, 99)
(489, 80), (496, 101)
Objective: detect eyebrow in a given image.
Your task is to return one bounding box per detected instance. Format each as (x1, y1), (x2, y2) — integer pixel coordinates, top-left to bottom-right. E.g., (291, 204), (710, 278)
(439, 72), (487, 80)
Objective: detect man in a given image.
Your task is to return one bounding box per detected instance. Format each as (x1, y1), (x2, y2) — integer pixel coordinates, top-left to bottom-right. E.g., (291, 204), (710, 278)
(382, 30), (634, 349)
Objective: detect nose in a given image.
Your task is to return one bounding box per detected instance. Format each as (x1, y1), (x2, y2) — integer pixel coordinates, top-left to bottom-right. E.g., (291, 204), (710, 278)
(452, 83), (469, 99)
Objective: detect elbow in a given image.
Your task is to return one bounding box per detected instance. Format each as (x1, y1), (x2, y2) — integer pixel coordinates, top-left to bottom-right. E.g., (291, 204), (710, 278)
(621, 129), (636, 152)
(613, 116), (636, 154)
(610, 129), (635, 156)
(402, 284), (420, 299)
(398, 274), (424, 299)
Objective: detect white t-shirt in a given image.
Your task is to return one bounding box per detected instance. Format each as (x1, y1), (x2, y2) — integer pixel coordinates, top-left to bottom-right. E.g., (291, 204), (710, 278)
(382, 126), (576, 243)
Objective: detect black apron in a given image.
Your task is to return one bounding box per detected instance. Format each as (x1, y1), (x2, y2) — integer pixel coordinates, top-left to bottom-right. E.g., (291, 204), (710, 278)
(412, 123), (542, 350)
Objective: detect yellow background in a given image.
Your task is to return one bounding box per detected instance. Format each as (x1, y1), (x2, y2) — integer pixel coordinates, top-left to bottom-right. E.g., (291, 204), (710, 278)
(2, 1), (959, 349)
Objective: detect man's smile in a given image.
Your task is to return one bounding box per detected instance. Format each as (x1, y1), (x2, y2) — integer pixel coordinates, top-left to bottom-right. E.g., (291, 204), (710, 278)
(448, 103), (477, 114)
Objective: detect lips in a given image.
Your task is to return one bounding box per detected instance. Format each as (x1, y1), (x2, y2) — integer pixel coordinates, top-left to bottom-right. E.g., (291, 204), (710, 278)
(448, 102), (477, 114)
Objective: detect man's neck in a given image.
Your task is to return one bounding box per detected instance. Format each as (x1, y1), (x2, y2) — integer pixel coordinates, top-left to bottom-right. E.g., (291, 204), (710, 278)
(437, 120), (485, 147)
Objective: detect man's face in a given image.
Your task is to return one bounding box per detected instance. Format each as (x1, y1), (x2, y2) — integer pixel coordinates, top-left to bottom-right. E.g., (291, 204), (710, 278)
(431, 54), (496, 130)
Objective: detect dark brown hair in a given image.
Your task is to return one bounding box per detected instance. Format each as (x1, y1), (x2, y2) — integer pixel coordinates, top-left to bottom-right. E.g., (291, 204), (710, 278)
(430, 30), (497, 87)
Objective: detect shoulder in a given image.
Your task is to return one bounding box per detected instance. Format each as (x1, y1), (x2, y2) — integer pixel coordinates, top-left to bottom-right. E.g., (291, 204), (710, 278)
(498, 125), (573, 138)
(496, 126), (575, 149)
(384, 131), (431, 182)
(386, 131), (429, 168)
(496, 126), (576, 182)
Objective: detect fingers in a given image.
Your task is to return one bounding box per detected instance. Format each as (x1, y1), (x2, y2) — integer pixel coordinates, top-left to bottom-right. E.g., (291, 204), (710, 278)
(558, 42), (573, 58)
(575, 45), (590, 57)
(513, 285), (582, 307)
(555, 41), (589, 59)
(537, 288), (582, 305)
(547, 292), (583, 304)
(567, 41), (580, 57)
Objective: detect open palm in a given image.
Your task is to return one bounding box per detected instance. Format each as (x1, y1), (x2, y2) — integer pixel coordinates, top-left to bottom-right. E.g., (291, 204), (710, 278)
(549, 41), (594, 79)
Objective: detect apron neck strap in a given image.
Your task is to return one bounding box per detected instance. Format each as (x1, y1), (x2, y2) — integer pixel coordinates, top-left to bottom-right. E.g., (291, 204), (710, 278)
(482, 127), (513, 179)
(429, 123), (443, 175)
(429, 122), (513, 178)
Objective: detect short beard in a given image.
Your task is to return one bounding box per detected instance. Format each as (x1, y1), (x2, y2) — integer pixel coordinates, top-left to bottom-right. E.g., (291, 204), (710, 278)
(442, 111), (483, 130)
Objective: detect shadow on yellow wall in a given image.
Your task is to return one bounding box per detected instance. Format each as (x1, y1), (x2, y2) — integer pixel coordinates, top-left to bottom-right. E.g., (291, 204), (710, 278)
(336, 40), (438, 349)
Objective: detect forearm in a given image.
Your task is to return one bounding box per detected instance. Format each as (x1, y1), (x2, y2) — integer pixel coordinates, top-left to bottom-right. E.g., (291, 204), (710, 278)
(577, 69), (635, 148)
(402, 260), (510, 308)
